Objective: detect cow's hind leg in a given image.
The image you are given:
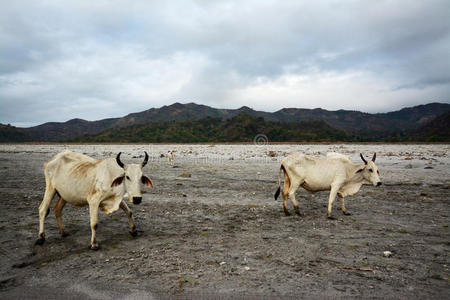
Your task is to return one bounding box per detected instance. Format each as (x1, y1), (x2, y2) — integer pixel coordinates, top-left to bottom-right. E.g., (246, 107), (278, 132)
(338, 194), (351, 215)
(120, 201), (137, 237)
(282, 170), (291, 216)
(36, 182), (56, 245)
(288, 179), (303, 216)
(54, 197), (69, 237)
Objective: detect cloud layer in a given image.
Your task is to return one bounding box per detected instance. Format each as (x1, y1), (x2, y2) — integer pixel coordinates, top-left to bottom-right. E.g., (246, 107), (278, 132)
(1, 0), (449, 126)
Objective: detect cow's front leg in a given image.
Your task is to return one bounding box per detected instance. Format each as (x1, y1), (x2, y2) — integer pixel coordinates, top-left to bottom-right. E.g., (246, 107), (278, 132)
(120, 201), (137, 237)
(338, 195), (351, 215)
(88, 202), (100, 250)
(327, 184), (341, 219)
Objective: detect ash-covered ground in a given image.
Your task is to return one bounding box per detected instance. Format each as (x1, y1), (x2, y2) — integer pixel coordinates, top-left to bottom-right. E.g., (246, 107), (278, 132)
(0, 144), (449, 299)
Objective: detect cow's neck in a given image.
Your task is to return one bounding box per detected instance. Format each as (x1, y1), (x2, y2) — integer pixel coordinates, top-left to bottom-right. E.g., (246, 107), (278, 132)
(348, 162), (370, 184)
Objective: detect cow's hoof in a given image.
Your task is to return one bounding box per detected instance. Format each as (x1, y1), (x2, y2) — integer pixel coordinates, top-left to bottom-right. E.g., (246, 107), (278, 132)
(35, 233), (45, 245)
(35, 238), (45, 245)
(343, 211), (352, 216)
(284, 211), (291, 216)
(129, 230), (138, 237)
(327, 215), (337, 220)
(61, 231), (69, 238)
(295, 211), (303, 217)
(90, 244), (100, 251)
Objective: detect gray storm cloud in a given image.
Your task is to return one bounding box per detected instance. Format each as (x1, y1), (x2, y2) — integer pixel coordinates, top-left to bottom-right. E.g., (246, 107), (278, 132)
(0, 0), (449, 126)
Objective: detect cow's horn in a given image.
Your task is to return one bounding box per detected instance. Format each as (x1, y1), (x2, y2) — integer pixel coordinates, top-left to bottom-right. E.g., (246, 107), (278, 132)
(116, 152), (125, 168)
(372, 152), (376, 162)
(360, 153), (368, 164)
(142, 151), (149, 167)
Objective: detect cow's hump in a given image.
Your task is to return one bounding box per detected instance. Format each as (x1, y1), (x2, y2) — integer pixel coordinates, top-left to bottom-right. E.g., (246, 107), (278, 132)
(326, 152), (351, 163)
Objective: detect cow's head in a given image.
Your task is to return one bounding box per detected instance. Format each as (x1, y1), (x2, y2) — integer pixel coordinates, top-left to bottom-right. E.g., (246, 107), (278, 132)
(357, 153), (382, 187)
(116, 152), (153, 205)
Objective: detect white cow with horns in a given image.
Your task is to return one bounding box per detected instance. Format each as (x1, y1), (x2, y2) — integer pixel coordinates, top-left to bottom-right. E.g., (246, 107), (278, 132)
(274, 152), (382, 219)
(36, 150), (153, 250)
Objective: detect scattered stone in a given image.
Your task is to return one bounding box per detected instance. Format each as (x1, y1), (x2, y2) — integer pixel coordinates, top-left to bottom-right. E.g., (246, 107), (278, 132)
(424, 166), (433, 169)
(179, 173), (191, 178)
(404, 157), (412, 160)
(267, 151), (277, 157)
(383, 251), (393, 257)
(405, 164), (413, 169)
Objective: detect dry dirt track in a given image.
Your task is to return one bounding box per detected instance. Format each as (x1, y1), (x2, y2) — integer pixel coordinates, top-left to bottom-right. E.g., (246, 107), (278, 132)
(0, 144), (449, 299)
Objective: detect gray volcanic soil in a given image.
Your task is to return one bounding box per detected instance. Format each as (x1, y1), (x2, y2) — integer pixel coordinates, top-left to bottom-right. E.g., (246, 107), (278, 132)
(0, 144), (449, 299)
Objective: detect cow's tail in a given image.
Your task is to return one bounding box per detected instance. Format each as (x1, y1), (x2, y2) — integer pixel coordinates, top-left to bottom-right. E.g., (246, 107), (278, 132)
(274, 164), (284, 200)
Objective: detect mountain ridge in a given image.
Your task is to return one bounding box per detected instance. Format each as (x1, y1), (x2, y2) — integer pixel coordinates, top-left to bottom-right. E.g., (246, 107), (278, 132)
(1, 102), (449, 142)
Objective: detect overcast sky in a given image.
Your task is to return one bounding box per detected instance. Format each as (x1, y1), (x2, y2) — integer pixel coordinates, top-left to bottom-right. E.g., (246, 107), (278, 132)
(1, 0), (449, 127)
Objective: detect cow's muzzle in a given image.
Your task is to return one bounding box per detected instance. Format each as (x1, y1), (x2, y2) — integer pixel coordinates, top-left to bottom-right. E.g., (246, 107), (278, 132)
(133, 197), (142, 205)
(377, 182), (382, 187)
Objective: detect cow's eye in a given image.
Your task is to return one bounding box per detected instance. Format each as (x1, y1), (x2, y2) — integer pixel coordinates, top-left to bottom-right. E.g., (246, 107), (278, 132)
(126, 176), (131, 180)
(369, 169), (373, 173)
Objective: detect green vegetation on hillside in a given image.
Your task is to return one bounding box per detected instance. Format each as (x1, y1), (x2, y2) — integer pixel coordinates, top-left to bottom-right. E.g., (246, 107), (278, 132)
(71, 113), (352, 143)
(406, 110), (450, 142)
(0, 124), (33, 142)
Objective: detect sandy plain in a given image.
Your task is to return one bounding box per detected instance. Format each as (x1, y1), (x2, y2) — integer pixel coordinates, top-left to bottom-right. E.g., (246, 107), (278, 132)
(0, 143), (449, 299)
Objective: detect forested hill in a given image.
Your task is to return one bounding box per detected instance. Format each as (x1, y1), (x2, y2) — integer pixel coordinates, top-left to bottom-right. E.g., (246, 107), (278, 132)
(70, 111), (450, 143)
(70, 113), (352, 143)
(1, 102), (449, 142)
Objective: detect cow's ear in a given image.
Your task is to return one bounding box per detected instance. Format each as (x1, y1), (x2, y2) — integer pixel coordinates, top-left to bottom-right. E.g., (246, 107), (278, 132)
(141, 175), (153, 188)
(111, 176), (125, 187)
(356, 168), (364, 173)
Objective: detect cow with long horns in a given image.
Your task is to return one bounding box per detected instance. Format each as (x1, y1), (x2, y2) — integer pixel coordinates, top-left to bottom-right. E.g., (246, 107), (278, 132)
(274, 152), (381, 219)
(36, 150), (153, 250)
